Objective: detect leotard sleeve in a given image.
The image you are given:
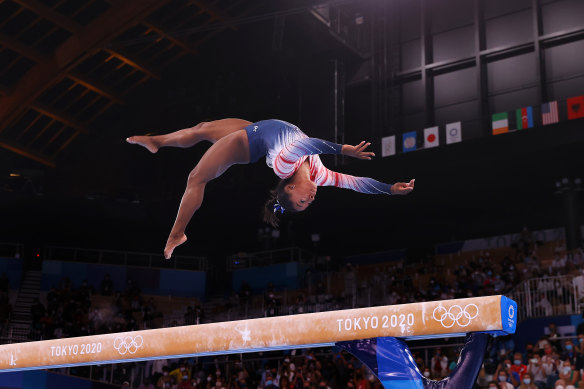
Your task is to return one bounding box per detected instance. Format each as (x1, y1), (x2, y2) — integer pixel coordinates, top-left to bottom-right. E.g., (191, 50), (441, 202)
(273, 137), (342, 179)
(310, 155), (393, 195)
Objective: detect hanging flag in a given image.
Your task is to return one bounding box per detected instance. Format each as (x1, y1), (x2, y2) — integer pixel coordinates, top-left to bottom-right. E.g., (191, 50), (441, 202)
(492, 112), (509, 135)
(402, 131), (417, 153)
(445, 122), (461, 144)
(541, 101), (559, 125)
(381, 135), (396, 157)
(567, 96), (584, 120)
(423, 126), (439, 148)
(515, 106), (533, 129)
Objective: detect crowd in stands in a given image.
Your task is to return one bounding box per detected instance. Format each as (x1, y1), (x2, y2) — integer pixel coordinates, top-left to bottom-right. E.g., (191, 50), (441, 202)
(29, 275), (161, 340)
(85, 321), (584, 389)
(478, 323), (584, 389)
(129, 348), (386, 389)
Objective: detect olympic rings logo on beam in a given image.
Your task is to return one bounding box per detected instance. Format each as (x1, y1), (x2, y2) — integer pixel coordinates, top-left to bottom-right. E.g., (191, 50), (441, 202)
(113, 335), (144, 355)
(432, 304), (479, 328)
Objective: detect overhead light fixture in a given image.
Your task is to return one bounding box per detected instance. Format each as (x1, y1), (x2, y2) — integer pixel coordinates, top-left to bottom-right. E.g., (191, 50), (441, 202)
(9, 173), (20, 177)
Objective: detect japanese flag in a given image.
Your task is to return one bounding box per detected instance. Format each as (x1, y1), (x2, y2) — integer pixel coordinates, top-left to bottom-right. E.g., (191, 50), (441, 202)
(381, 135), (396, 157)
(424, 126), (439, 148)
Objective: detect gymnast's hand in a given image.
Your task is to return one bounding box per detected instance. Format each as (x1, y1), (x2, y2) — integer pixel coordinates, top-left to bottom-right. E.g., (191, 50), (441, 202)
(390, 179), (415, 195)
(341, 141), (375, 160)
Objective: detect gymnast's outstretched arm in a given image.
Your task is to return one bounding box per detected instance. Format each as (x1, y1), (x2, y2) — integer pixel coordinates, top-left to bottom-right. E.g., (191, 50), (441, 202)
(309, 154), (415, 195)
(163, 130), (250, 259)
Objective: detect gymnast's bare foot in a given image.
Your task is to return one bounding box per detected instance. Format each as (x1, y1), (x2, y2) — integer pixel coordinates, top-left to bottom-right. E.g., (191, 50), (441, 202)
(164, 233), (187, 259)
(126, 136), (159, 153)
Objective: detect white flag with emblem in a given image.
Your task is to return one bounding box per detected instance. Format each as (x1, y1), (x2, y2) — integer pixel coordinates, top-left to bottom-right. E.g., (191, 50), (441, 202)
(445, 121), (462, 144)
(424, 126), (439, 148)
(381, 135), (395, 157)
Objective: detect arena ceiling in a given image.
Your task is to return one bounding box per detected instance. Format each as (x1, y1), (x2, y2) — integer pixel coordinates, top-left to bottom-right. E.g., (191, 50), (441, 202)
(0, 0), (255, 167)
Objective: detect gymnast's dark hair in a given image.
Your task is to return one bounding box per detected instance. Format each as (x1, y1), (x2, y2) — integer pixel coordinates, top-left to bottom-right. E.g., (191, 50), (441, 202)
(263, 177), (297, 228)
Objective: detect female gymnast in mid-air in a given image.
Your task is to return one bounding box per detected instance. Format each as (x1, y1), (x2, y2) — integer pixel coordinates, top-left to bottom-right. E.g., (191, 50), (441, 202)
(127, 119), (415, 259)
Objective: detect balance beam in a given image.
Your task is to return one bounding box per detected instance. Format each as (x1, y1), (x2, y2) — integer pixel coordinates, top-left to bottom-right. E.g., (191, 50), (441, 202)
(0, 295), (516, 372)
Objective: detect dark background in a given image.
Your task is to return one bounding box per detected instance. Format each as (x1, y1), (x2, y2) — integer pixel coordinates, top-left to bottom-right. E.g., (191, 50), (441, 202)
(0, 0), (583, 260)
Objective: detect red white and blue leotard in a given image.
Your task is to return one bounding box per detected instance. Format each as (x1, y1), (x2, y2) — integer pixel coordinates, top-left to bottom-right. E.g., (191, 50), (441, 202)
(244, 119), (393, 195)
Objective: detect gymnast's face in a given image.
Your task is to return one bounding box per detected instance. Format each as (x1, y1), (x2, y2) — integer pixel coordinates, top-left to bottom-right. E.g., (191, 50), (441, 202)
(285, 180), (317, 211)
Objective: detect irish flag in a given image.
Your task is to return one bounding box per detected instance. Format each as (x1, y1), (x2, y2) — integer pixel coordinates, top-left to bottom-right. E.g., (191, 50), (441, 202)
(515, 106), (533, 129)
(492, 112), (509, 135)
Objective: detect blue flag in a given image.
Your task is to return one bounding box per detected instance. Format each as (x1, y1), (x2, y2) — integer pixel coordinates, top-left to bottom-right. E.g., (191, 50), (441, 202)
(402, 131), (417, 153)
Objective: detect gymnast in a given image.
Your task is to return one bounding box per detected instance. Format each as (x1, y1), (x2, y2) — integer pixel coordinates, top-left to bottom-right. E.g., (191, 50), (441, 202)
(127, 119), (415, 258)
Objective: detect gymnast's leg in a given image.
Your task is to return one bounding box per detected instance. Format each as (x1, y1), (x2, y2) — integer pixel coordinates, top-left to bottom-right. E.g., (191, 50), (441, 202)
(164, 130), (251, 259)
(127, 118), (252, 153)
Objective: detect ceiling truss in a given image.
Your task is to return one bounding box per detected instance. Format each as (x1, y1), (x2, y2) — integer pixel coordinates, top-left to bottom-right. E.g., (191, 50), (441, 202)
(0, 0), (248, 167)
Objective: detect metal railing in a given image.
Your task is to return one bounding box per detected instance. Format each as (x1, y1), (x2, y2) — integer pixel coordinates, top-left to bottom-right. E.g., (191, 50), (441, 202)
(43, 246), (207, 272)
(226, 247), (315, 271)
(508, 274), (579, 320)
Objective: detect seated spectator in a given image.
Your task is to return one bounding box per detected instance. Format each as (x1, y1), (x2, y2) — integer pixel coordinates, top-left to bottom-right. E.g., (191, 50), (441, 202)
(157, 367), (172, 389)
(526, 354), (546, 389)
(290, 295), (305, 315)
(101, 274), (113, 296)
(170, 362), (190, 383)
(421, 367), (431, 379)
(510, 352), (528, 382)
(534, 293), (553, 317)
(562, 340), (576, 363)
(178, 377), (195, 389)
(575, 333), (584, 358)
(265, 292), (280, 317)
(487, 381), (498, 389)
(430, 348), (448, 379)
(548, 323), (562, 352)
(554, 378), (573, 389)
(518, 372), (537, 389)
(556, 358), (578, 388)
(355, 368), (370, 389)
(184, 306), (196, 325)
(263, 374), (275, 389)
(279, 375), (290, 389)
(30, 298), (45, 323)
(495, 369), (515, 389)
(142, 297), (159, 328)
(573, 248), (584, 266)
(552, 253), (567, 272)
(194, 304), (204, 324)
